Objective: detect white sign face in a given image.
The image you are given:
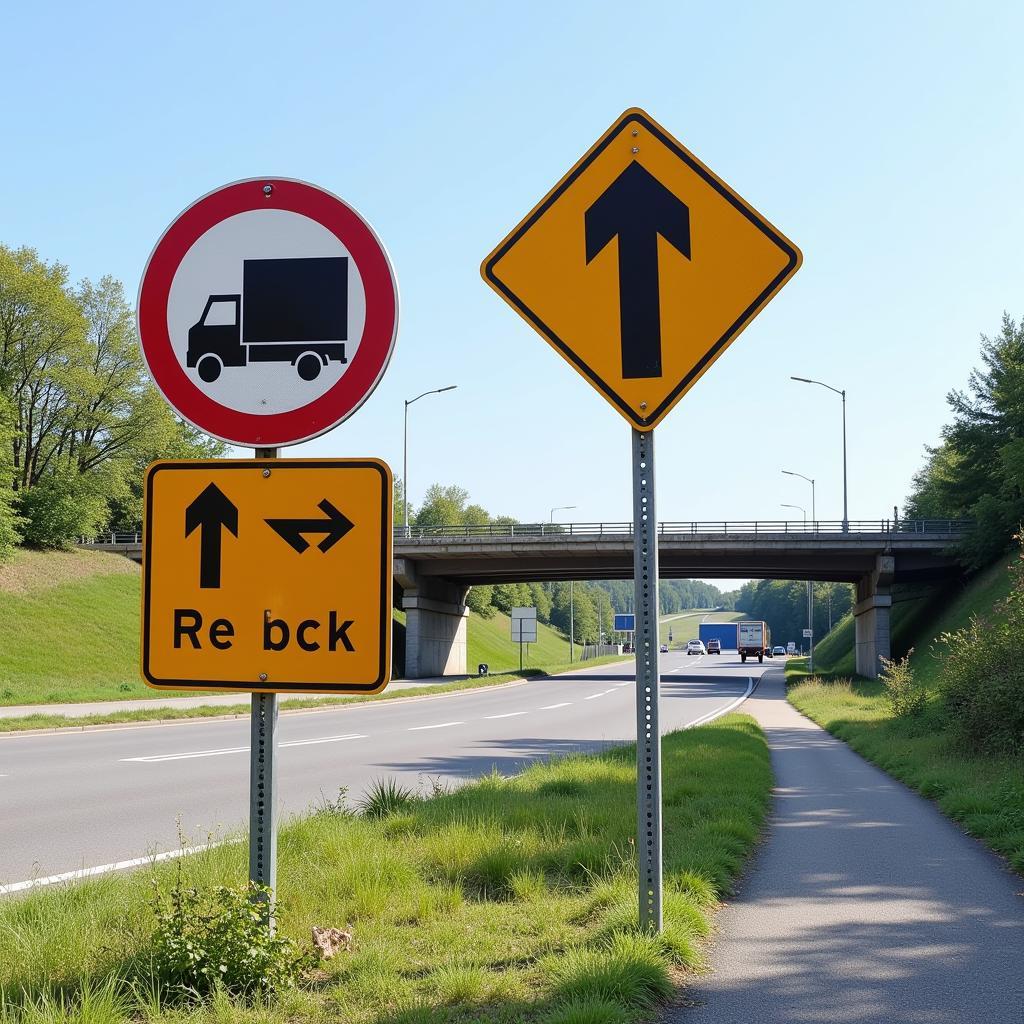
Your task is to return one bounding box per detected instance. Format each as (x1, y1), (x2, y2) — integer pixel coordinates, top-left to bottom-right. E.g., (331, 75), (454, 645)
(137, 178), (399, 449)
(511, 606), (538, 643)
(512, 621), (538, 643)
(166, 210), (367, 416)
(803, 628), (814, 638)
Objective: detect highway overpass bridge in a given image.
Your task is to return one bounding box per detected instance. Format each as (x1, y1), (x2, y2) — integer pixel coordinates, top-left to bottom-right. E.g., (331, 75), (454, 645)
(82, 519), (967, 680)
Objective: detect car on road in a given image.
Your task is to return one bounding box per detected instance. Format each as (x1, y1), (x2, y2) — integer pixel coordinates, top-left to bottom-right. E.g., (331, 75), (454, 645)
(659, 643), (668, 653)
(772, 645), (786, 657)
(686, 640), (706, 655)
(706, 639), (722, 655)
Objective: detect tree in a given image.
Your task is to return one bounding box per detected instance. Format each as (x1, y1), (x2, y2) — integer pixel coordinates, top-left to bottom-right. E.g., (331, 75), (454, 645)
(0, 246), (226, 546)
(906, 314), (1024, 567)
(466, 584), (496, 617)
(0, 399), (22, 557)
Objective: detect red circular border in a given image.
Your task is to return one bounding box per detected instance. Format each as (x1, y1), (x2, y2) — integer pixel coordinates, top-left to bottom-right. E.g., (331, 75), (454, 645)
(138, 178), (398, 447)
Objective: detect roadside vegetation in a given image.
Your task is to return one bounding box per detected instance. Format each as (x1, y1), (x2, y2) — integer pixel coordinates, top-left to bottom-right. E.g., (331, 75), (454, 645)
(0, 714), (771, 1024)
(788, 549), (1024, 873)
(0, 550), (630, 713)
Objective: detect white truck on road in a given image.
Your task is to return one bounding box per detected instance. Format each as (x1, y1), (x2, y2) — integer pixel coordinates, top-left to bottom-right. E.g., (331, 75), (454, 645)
(738, 620), (771, 663)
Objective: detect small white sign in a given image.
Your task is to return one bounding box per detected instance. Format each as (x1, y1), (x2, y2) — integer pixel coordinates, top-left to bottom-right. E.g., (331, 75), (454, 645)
(511, 606), (538, 643)
(803, 628), (813, 638)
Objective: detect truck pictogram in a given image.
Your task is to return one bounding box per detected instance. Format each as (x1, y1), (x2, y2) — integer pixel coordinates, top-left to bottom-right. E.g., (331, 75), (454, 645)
(187, 257), (349, 383)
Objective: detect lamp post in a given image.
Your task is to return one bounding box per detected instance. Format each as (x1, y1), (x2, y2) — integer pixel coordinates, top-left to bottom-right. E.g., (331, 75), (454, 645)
(550, 506), (577, 661)
(781, 503), (810, 656)
(403, 386), (457, 534)
(791, 376), (848, 532)
(781, 502), (806, 525)
(782, 470), (816, 671)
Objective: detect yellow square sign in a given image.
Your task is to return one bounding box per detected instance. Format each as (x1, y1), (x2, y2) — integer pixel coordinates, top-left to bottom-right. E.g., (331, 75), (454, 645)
(482, 108), (802, 429)
(142, 459), (392, 693)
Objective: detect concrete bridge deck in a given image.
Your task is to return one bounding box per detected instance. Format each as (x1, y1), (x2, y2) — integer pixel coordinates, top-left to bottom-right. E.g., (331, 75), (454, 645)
(81, 519), (968, 681)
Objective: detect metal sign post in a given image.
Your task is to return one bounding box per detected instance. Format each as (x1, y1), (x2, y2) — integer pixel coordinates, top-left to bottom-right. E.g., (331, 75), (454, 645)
(251, 445), (279, 929)
(632, 428), (662, 932)
(481, 108), (802, 937)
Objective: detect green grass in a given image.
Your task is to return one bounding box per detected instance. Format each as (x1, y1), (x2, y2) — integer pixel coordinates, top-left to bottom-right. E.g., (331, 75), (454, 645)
(788, 559), (1014, 684)
(0, 714), (772, 1024)
(788, 554), (1024, 874)
(0, 563), (194, 705)
(468, 611), (581, 672)
(0, 551), (625, 710)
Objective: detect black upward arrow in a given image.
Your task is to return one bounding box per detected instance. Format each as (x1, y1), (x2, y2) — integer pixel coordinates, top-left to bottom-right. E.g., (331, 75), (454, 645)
(185, 483), (238, 589)
(585, 161), (691, 380)
(265, 499), (355, 554)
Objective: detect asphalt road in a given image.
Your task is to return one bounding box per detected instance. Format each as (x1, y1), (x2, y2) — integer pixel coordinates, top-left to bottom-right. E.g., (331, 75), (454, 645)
(0, 650), (761, 887)
(672, 671), (1024, 1024)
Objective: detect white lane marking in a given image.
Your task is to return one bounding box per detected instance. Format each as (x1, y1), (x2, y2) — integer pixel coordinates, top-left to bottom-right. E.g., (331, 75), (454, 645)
(407, 721), (464, 731)
(120, 733), (368, 763)
(584, 692), (606, 700)
(0, 842), (215, 896)
(686, 677), (756, 730)
(283, 733), (369, 749)
(616, 682), (631, 688)
(484, 711), (527, 720)
(539, 702), (572, 710)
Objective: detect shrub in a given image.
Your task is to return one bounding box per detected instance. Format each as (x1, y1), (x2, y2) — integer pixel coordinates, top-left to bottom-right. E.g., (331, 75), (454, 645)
(149, 879), (313, 998)
(937, 547), (1024, 754)
(879, 651), (926, 719)
(359, 777), (419, 818)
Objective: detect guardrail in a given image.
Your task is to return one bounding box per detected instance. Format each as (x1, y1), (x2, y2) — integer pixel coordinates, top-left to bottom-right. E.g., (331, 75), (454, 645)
(79, 519), (972, 547)
(393, 519), (971, 539)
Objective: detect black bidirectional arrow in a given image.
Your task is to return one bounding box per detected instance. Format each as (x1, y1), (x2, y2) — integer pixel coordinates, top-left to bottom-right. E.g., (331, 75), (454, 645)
(185, 483), (238, 589)
(265, 499), (355, 554)
(585, 161), (691, 380)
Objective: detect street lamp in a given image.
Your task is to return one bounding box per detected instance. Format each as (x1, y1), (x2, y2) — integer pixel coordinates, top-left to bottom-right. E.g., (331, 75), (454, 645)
(791, 376), (848, 532)
(550, 505), (577, 661)
(781, 470), (815, 525)
(783, 471), (816, 672)
(403, 386), (457, 533)
(781, 502), (806, 524)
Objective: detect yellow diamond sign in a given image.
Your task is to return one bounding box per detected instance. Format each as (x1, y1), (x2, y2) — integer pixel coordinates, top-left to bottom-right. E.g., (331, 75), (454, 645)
(482, 107), (802, 429)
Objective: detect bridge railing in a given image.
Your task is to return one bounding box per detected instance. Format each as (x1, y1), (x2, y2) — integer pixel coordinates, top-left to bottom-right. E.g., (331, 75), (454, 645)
(79, 532), (142, 545)
(76, 519), (972, 547)
(393, 519), (972, 539)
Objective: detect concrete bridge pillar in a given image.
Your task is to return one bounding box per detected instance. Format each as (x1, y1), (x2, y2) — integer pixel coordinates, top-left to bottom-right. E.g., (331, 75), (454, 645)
(853, 555), (894, 678)
(394, 559), (469, 678)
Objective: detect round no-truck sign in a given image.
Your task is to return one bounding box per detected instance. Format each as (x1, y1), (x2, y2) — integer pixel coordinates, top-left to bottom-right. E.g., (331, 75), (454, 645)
(138, 177), (399, 447)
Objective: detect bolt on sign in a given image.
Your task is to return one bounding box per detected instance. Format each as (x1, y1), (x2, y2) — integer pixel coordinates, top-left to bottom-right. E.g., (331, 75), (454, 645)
(482, 107), (802, 429)
(142, 459), (392, 694)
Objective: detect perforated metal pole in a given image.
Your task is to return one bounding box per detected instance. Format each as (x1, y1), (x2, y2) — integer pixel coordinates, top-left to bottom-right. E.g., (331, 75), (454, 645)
(251, 446), (279, 930)
(632, 428), (662, 932)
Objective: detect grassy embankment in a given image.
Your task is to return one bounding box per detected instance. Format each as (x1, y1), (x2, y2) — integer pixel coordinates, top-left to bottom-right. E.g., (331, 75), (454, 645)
(0, 550), (627, 731)
(657, 610), (743, 647)
(787, 557), (1024, 873)
(0, 714), (771, 1024)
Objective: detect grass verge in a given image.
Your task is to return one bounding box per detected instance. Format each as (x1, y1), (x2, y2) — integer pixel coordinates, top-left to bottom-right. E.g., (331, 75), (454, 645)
(0, 714), (771, 1023)
(0, 655), (631, 734)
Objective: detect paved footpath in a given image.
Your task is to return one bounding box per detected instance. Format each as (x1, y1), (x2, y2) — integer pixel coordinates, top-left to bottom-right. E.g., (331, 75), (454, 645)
(670, 671), (1024, 1024)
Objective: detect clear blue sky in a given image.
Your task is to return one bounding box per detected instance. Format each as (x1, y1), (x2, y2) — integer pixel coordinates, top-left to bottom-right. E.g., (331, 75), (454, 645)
(7, 2), (1023, 586)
